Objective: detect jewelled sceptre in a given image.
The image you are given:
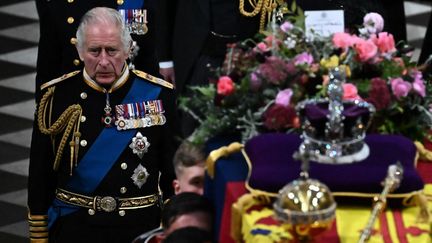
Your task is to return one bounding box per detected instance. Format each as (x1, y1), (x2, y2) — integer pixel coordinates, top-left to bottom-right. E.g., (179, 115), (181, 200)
(358, 163), (404, 243)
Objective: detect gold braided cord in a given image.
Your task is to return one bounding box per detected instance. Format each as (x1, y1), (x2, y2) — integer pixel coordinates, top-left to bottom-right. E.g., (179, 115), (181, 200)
(37, 87), (82, 173)
(239, 0), (278, 31)
(239, 0), (264, 17)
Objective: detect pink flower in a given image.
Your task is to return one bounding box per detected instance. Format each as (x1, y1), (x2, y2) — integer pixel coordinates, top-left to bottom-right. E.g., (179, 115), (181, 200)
(280, 21), (294, 32)
(258, 56), (290, 85)
(249, 72), (262, 91)
(412, 71), (426, 97)
(342, 83), (361, 101)
(217, 76), (235, 96)
(371, 32), (396, 54)
(332, 32), (355, 50)
(354, 39), (378, 62)
(275, 88), (293, 107)
(390, 78), (412, 99)
(294, 52), (313, 66)
(255, 42), (269, 52)
(363, 12), (384, 34)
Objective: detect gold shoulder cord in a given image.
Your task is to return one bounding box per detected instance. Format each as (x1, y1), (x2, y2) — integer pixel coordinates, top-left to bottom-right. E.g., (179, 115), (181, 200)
(37, 87), (82, 175)
(239, 0), (278, 31)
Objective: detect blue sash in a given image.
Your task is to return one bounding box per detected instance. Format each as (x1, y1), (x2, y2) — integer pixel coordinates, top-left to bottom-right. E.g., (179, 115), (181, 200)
(117, 0), (144, 9)
(48, 77), (161, 228)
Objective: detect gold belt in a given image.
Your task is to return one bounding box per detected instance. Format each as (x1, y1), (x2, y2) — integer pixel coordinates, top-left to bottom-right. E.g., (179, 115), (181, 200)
(55, 188), (159, 213)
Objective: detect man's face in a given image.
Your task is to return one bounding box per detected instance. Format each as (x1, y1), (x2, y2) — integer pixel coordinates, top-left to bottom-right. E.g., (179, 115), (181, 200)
(173, 164), (205, 195)
(78, 22), (129, 85)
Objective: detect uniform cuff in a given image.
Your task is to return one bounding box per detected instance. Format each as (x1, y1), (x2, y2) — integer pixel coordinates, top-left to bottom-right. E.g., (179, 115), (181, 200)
(159, 61), (174, 69)
(28, 212), (49, 242)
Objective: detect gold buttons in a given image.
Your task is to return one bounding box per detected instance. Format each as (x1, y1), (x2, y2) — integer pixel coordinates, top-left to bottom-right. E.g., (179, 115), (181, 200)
(67, 17), (74, 24)
(121, 163), (127, 170)
(120, 187), (127, 194)
(119, 210), (126, 216)
(80, 140), (87, 147)
(67, 0), (74, 3)
(70, 37), (77, 45)
(73, 59), (80, 66)
(80, 115), (86, 123)
(88, 209), (95, 215)
(80, 92), (87, 99)
(117, 0), (124, 5)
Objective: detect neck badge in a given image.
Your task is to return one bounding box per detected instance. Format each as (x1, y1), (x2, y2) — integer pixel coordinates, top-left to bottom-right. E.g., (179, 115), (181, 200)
(129, 132), (150, 159)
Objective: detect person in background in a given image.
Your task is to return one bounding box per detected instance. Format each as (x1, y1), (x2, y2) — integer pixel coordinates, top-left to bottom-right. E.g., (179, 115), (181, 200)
(27, 7), (177, 243)
(132, 192), (214, 243)
(35, 0), (161, 100)
(172, 141), (206, 195)
(162, 227), (213, 243)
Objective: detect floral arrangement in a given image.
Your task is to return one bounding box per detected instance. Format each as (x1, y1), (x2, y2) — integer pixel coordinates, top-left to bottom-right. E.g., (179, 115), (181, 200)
(179, 10), (432, 145)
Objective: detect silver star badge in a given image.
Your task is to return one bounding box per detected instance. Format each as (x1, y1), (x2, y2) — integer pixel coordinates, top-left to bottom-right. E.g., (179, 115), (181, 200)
(131, 164), (149, 189)
(129, 132), (150, 159)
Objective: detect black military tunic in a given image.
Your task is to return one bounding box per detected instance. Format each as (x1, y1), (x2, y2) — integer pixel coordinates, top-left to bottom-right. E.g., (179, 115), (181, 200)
(28, 67), (177, 243)
(35, 0), (159, 98)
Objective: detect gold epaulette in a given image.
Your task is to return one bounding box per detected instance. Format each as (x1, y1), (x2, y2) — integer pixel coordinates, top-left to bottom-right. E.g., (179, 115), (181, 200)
(40, 70), (81, 91)
(132, 69), (173, 89)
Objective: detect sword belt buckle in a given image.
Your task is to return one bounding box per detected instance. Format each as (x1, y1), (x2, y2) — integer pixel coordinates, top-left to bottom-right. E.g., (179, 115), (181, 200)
(96, 196), (117, 212)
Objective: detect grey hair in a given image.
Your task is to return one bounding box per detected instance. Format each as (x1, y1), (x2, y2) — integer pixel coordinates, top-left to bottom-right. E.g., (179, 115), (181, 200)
(76, 7), (132, 52)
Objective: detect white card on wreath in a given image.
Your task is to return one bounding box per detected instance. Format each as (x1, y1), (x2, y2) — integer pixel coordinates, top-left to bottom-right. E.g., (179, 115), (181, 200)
(304, 10), (345, 39)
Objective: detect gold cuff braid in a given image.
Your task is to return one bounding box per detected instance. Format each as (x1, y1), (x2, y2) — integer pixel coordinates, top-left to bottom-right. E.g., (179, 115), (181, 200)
(28, 213), (48, 241)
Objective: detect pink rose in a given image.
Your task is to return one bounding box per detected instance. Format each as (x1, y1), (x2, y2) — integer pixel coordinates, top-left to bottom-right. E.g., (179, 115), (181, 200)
(275, 88), (293, 107)
(363, 12), (384, 34)
(332, 32), (355, 50)
(280, 21), (294, 32)
(255, 42), (269, 52)
(294, 52), (314, 66)
(371, 32), (396, 54)
(342, 83), (361, 101)
(354, 39), (378, 62)
(412, 71), (426, 97)
(390, 78), (412, 99)
(217, 76), (235, 96)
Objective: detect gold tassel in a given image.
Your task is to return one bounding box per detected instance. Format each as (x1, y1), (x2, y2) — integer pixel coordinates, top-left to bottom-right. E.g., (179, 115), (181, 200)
(206, 142), (243, 179)
(414, 192), (431, 223)
(414, 141), (432, 162)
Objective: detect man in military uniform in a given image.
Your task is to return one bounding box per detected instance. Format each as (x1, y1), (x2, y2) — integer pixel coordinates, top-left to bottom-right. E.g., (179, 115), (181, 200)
(28, 7), (177, 243)
(35, 0), (160, 100)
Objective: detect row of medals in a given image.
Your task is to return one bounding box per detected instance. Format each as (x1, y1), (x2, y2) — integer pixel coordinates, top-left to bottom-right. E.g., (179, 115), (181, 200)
(119, 9), (148, 35)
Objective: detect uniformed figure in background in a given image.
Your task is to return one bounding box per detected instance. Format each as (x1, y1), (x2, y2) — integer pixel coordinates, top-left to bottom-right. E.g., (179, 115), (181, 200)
(35, 0), (160, 100)
(27, 7), (177, 243)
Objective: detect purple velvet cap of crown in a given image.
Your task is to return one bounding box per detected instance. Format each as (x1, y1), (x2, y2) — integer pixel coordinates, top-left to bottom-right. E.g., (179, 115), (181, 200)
(245, 133), (424, 195)
(301, 101), (372, 138)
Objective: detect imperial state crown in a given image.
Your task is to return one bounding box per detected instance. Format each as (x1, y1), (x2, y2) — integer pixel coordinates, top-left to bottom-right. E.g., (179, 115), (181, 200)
(296, 67), (376, 163)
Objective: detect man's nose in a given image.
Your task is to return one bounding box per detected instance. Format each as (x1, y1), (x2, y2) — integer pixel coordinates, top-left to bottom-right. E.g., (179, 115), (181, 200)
(98, 50), (109, 66)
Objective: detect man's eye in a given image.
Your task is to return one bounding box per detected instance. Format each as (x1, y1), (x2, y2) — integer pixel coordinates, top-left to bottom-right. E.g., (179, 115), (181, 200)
(107, 48), (118, 56)
(89, 48), (100, 55)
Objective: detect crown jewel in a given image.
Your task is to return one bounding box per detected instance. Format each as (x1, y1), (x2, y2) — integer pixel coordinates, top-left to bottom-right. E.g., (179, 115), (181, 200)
(296, 67), (376, 164)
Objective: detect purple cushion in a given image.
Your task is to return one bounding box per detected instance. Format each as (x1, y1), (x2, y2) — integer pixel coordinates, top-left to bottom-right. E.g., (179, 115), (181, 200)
(245, 133), (424, 195)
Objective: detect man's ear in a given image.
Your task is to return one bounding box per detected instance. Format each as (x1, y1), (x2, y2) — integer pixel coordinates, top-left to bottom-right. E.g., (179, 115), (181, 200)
(172, 179), (181, 195)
